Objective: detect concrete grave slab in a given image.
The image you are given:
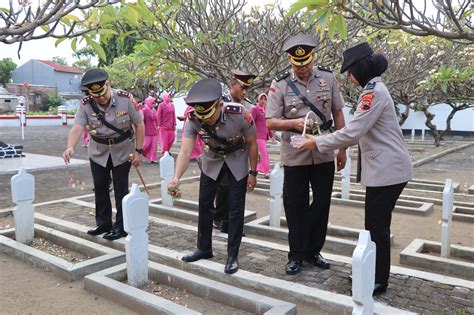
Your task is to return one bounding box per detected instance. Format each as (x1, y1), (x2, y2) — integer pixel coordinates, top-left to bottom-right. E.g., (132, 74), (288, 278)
(149, 198), (257, 223)
(0, 224), (125, 281)
(0, 153), (88, 175)
(453, 206), (474, 223)
(85, 261), (296, 314)
(469, 185), (474, 195)
(244, 216), (393, 256)
(400, 239), (474, 280)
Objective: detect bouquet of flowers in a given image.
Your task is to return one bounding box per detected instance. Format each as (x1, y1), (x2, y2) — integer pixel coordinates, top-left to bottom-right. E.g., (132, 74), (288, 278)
(167, 185), (182, 200)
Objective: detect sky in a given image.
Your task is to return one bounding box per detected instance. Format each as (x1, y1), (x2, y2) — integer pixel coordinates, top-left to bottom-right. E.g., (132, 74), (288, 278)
(0, 0), (292, 67)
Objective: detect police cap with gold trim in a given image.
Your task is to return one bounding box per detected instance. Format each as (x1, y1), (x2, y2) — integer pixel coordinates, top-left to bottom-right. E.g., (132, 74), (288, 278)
(231, 69), (257, 87)
(282, 33), (318, 66)
(185, 78), (222, 120)
(80, 69), (109, 97)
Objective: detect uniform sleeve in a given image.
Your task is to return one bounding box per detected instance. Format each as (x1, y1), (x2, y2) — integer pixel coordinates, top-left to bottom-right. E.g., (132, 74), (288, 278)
(73, 104), (88, 127)
(331, 74), (345, 111)
(266, 80), (284, 119)
(242, 112), (257, 137)
(183, 119), (198, 139)
(128, 96), (144, 124)
(316, 91), (384, 153)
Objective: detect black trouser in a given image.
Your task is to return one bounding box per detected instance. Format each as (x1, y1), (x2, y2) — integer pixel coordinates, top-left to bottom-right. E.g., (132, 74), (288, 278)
(213, 173), (229, 223)
(365, 182), (407, 284)
(197, 163), (247, 257)
(90, 156), (131, 230)
(283, 162), (335, 261)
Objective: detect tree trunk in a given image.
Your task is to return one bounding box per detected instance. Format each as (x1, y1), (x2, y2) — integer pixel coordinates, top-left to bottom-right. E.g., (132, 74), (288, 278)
(421, 107), (441, 147)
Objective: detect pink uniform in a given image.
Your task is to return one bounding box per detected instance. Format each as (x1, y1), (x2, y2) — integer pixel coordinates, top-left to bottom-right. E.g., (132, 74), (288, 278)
(142, 97), (159, 162)
(183, 106), (204, 160)
(251, 93), (273, 176)
(157, 92), (176, 155)
(83, 129), (89, 147)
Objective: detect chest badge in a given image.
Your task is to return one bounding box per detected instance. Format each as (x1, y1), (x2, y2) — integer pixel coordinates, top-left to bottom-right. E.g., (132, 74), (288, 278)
(290, 107), (298, 116)
(318, 78), (327, 88)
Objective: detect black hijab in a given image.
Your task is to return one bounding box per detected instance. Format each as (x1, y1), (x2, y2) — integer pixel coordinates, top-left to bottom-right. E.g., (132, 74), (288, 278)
(349, 53), (388, 87)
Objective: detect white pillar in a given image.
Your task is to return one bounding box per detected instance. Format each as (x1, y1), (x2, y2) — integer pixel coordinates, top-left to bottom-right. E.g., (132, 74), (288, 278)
(411, 128), (415, 141)
(441, 179), (454, 258)
(58, 105), (67, 126)
(421, 128), (425, 141)
(341, 152), (352, 200)
(123, 183), (149, 287)
(269, 163), (283, 227)
(16, 104), (26, 140)
(11, 167), (35, 244)
(352, 230), (376, 315)
(160, 151), (174, 206)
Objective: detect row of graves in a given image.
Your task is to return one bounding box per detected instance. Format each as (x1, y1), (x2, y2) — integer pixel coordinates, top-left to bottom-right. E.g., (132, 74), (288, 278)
(1, 143), (473, 314)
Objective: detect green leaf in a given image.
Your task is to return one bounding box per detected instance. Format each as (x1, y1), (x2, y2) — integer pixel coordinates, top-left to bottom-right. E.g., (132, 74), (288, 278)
(440, 83), (448, 93)
(40, 24), (50, 32)
(333, 14), (347, 39)
(98, 29), (118, 35)
(327, 16), (337, 39)
(85, 37), (107, 61)
(289, 0), (328, 15)
(71, 38), (77, 52)
(55, 38), (67, 47)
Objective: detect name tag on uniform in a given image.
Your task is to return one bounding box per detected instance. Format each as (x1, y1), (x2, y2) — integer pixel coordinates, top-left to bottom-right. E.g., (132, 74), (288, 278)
(116, 111), (128, 117)
(286, 91), (297, 96)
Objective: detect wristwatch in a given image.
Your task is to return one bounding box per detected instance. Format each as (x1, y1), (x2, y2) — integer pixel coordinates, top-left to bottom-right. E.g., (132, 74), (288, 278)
(249, 170), (258, 176)
(135, 148), (144, 154)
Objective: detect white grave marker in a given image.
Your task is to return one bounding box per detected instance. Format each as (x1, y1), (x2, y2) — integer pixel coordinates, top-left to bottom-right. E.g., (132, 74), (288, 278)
(411, 128), (415, 141)
(11, 167), (35, 244)
(421, 128), (425, 141)
(352, 230), (376, 315)
(441, 179), (454, 258)
(123, 183), (149, 287)
(341, 152), (352, 200)
(160, 151), (174, 206)
(269, 163), (283, 227)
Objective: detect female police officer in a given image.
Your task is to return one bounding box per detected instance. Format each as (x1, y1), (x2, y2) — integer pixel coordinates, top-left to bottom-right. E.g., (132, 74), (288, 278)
(297, 42), (412, 295)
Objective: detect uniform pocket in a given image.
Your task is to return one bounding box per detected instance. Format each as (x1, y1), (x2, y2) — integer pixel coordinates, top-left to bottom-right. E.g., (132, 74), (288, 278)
(364, 149), (381, 160)
(116, 115), (131, 125)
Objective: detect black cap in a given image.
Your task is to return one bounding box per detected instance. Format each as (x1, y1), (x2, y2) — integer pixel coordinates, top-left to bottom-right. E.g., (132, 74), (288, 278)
(282, 33), (317, 66)
(231, 69), (257, 87)
(185, 78), (222, 119)
(80, 69), (109, 97)
(340, 42), (374, 74)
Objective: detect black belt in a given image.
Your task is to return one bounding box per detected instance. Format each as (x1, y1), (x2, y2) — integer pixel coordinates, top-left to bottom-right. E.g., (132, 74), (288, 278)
(209, 142), (245, 157)
(90, 129), (133, 146)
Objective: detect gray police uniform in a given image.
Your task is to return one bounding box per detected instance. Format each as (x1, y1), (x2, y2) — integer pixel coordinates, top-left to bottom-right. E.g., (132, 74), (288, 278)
(184, 103), (256, 257)
(74, 88), (143, 230)
(75, 89), (143, 167)
(316, 77), (412, 284)
(266, 66), (344, 261)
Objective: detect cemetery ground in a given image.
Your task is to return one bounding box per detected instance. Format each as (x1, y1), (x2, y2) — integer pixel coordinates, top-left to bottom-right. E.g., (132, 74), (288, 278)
(0, 126), (473, 314)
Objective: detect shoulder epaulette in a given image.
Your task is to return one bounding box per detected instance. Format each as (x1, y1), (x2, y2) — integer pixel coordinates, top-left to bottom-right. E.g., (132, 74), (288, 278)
(364, 82), (377, 90)
(80, 95), (92, 105)
(275, 70), (290, 82)
(117, 90), (132, 98)
(222, 94), (232, 102)
(318, 65), (332, 73)
(224, 104), (243, 114)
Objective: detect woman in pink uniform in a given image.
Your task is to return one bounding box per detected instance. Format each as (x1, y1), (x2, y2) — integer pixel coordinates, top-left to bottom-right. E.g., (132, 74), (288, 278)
(157, 92), (176, 155)
(251, 93), (273, 178)
(142, 96), (159, 163)
(182, 105), (204, 160)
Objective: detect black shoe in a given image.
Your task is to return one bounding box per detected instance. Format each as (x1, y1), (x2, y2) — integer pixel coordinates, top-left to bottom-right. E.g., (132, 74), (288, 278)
(103, 228), (127, 241)
(213, 220), (223, 230)
(306, 253), (330, 269)
(87, 225), (111, 236)
(181, 249), (213, 262)
(224, 256), (239, 274)
(373, 283), (388, 296)
(285, 259), (302, 275)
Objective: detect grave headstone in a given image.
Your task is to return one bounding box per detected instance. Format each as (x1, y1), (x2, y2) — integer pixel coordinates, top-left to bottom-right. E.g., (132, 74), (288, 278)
(269, 163), (283, 227)
(352, 230), (376, 315)
(341, 152), (352, 200)
(160, 151), (174, 206)
(441, 179), (454, 258)
(11, 167), (35, 244)
(411, 128), (415, 141)
(123, 183), (149, 287)
(421, 128), (425, 141)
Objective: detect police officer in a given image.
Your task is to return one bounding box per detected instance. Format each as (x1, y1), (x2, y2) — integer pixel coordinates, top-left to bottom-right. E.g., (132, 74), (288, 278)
(168, 78), (258, 274)
(63, 69), (145, 241)
(298, 42), (413, 295)
(266, 33), (347, 275)
(213, 70), (257, 233)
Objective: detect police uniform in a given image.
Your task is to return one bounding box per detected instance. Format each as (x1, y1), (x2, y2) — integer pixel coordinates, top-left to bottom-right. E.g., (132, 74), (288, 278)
(266, 33), (345, 274)
(213, 70), (257, 233)
(315, 42), (412, 294)
(180, 78), (257, 274)
(74, 69), (144, 240)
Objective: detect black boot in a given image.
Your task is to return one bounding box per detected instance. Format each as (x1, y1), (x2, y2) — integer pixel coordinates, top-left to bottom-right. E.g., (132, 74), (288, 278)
(181, 249), (213, 262)
(224, 256), (239, 274)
